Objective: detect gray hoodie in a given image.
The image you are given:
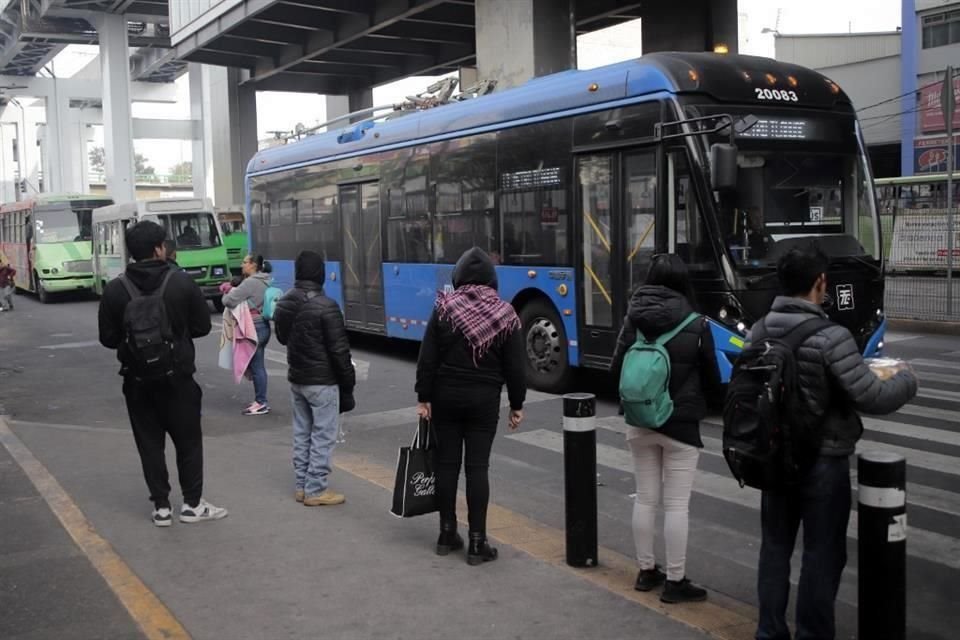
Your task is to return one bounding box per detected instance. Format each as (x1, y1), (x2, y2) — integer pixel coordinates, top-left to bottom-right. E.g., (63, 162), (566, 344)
(222, 271), (271, 313)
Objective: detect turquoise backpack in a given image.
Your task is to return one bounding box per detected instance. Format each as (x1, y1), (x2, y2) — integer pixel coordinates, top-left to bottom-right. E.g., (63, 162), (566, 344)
(618, 312), (700, 429)
(262, 286), (284, 321)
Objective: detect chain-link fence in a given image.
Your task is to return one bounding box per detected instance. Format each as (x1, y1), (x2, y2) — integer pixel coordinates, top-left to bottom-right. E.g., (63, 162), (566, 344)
(880, 181), (960, 322)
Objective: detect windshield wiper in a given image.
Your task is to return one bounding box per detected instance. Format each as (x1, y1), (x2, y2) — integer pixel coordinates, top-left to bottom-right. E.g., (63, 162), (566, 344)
(831, 254), (881, 273)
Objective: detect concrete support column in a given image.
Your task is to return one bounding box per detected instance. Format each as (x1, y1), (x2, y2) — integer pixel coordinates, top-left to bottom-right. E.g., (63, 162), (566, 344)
(476, 0), (575, 90)
(44, 92), (88, 194)
(97, 12), (135, 203)
(188, 64), (206, 199)
(324, 88), (373, 127)
(199, 66), (258, 208)
(642, 0), (738, 55)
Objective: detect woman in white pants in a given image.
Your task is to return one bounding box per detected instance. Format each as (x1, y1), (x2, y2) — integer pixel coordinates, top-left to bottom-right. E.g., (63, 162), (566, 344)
(611, 254), (722, 604)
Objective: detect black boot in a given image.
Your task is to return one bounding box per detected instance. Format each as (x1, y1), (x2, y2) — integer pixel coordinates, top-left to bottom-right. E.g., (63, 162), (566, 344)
(467, 532), (498, 566)
(660, 577), (707, 603)
(436, 520), (464, 556)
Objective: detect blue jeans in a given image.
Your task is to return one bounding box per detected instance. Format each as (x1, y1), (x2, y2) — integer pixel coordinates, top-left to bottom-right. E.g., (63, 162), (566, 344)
(290, 384), (340, 497)
(756, 456), (851, 640)
(250, 319), (270, 405)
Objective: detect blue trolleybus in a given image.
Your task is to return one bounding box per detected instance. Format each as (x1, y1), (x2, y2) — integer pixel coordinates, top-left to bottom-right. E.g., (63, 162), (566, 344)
(245, 52), (886, 392)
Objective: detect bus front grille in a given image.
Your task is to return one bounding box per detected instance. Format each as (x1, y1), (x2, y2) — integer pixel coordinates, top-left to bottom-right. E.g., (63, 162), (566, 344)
(63, 260), (92, 273)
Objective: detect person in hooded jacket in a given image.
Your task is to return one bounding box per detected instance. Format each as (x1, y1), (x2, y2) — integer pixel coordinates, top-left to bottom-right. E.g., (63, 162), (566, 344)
(98, 220), (227, 527)
(415, 247), (526, 565)
(611, 254), (722, 603)
(273, 250), (355, 507)
(221, 254), (273, 415)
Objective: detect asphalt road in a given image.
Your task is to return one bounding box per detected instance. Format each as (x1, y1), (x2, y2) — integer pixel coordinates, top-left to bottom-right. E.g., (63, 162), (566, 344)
(1, 291), (958, 639)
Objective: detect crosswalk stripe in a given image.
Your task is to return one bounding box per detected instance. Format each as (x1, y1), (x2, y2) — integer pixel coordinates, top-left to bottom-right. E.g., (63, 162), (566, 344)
(895, 403), (960, 423)
(861, 417), (960, 447)
(700, 420), (960, 476)
(911, 358), (960, 372)
(914, 370), (960, 386)
(507, 429), (960, 570)
(918, 387), (960, 402)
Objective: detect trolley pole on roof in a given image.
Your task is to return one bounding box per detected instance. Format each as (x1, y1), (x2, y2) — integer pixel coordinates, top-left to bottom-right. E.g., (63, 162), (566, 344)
(945, 66), (956, 316)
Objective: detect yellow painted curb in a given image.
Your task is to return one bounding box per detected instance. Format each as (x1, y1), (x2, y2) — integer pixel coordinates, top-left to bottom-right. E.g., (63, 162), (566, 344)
(0, 417), (191, 640)
(335, 452), (757, 640)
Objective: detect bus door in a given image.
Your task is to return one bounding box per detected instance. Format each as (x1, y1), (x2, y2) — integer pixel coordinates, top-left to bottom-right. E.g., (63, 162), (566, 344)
(576, 151), (658, 367)
(339, 182), (385, 333)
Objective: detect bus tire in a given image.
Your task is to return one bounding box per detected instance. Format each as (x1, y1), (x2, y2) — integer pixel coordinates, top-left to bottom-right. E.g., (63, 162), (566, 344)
(33, 273), (50, 304)
(211, 298), (224, 313)
(519, 299), (572, 393)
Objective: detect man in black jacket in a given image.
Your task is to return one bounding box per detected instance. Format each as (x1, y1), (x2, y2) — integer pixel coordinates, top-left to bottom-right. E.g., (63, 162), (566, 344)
(98, 220), (227, 527)
(752, 248), (917, 640)
(274, 250), (355, 506)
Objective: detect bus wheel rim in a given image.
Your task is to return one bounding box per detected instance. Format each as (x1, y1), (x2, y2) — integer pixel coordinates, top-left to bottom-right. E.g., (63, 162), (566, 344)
(526, 317), (561, 373)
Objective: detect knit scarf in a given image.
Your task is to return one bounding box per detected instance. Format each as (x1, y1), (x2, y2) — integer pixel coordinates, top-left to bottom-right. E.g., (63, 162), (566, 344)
(436, 284), (521, 363)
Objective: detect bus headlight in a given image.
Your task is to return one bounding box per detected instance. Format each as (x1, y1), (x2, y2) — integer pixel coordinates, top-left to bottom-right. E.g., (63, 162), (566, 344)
(50, 267), (59, 274)
(212, 266), (226, 278)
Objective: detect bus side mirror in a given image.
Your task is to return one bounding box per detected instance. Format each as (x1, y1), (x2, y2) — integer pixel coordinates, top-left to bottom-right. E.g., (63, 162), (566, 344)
(711, 143), (738, 192)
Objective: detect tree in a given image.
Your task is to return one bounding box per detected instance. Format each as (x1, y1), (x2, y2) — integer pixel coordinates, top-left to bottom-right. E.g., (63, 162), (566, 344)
(135, 153), (155, 177)
(87, 147), (157, 182)
(89, 146), (105, 174)
(170, 160), (192, 184)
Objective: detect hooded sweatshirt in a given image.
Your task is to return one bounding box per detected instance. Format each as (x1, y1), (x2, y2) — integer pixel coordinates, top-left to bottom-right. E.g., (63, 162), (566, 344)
(610, 285), (722, 448)
(222, 271), (272, 314)
(416, 248), (526, 410)
(273, 251), (355, 389)
(98, 259), (212, 377)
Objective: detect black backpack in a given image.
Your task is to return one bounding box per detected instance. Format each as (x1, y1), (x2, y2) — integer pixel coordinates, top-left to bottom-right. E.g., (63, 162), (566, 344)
(119, 270), (178, 381)
(722, 316), (833, 490)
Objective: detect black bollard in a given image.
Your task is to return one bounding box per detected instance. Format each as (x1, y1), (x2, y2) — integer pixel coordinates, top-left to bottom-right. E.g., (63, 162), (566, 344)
(563, 392), (597, 567)
(858, 451), (907, 640)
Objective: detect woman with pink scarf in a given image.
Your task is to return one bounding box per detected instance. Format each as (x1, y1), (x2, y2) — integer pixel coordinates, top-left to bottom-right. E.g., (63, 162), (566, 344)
(415, 247), (526, 565)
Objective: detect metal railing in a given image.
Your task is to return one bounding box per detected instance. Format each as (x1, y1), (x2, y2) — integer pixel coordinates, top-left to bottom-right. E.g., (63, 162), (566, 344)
(87, 172), (192, 186)
(881, 205), (960, 322)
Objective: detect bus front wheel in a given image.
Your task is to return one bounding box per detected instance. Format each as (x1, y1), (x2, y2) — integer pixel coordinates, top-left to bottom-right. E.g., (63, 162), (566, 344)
(519, 299), (572, 394)
(33, 273), (50, 304)
(211, 298), (224, 313)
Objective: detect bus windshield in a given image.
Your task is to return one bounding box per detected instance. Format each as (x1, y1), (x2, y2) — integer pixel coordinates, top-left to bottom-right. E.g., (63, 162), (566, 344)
(151, 212), (221, 249)
(34, 204), (94, 243)
(682, 103), (881, 269)
(717, 151), (878, 268)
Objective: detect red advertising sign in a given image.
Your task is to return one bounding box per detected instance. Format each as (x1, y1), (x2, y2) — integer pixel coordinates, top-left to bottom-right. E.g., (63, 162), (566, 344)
(914, 135), (960, 173)
(920, 77), (960, 133)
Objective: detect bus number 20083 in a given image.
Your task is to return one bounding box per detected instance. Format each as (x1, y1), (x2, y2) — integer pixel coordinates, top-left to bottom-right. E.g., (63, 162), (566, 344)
(754, 88), (799, 102)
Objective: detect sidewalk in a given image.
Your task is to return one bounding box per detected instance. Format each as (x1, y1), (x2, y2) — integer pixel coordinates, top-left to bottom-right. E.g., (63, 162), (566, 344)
(0, 428), (142, 640)
(2, 415), (714, 640)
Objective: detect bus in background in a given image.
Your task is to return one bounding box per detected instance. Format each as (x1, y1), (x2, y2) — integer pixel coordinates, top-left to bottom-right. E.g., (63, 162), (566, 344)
(92, 197), (231, 309)
(91, 205), (133, 296)
(246, 52), (885, 392)
(216, 208), (248, 277)
(0, 194), (113, 303)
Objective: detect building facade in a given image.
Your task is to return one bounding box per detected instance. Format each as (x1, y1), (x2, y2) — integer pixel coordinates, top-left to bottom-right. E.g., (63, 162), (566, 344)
(775, 0), (959, 177)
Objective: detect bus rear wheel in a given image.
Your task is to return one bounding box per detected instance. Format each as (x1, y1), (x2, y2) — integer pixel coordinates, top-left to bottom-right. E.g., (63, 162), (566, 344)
(519, 299), (572, 394)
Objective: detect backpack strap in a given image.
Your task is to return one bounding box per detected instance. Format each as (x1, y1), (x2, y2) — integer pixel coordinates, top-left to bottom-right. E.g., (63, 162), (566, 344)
(118, 274), (142, 300)
(156, 269), (176, 299)
(779, 316), (834, 353)
(654, 312), (701, 347)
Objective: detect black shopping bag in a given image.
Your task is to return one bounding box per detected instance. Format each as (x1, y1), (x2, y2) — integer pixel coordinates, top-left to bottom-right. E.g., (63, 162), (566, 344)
(390, 418), (438, 518)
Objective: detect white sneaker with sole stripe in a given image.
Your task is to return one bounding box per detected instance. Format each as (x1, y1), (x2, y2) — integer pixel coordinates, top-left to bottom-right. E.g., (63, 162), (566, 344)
(152, 507), (173, 527)
(180, 498), (228, 523)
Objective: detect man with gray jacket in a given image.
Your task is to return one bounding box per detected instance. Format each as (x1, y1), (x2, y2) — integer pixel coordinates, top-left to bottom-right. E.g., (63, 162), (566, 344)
(752, 247), (917, 640)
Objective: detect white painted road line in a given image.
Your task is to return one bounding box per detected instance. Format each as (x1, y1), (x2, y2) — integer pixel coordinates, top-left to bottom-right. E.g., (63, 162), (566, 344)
(507, 429), (960, 570)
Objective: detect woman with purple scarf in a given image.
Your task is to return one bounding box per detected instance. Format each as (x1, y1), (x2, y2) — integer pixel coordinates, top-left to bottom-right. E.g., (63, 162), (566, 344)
(416, 247), (526, 565)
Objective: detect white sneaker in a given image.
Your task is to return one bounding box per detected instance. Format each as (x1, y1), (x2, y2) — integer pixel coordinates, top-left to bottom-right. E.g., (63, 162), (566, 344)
(152, 507), (173, 528)
(179, 498), (228, 523)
